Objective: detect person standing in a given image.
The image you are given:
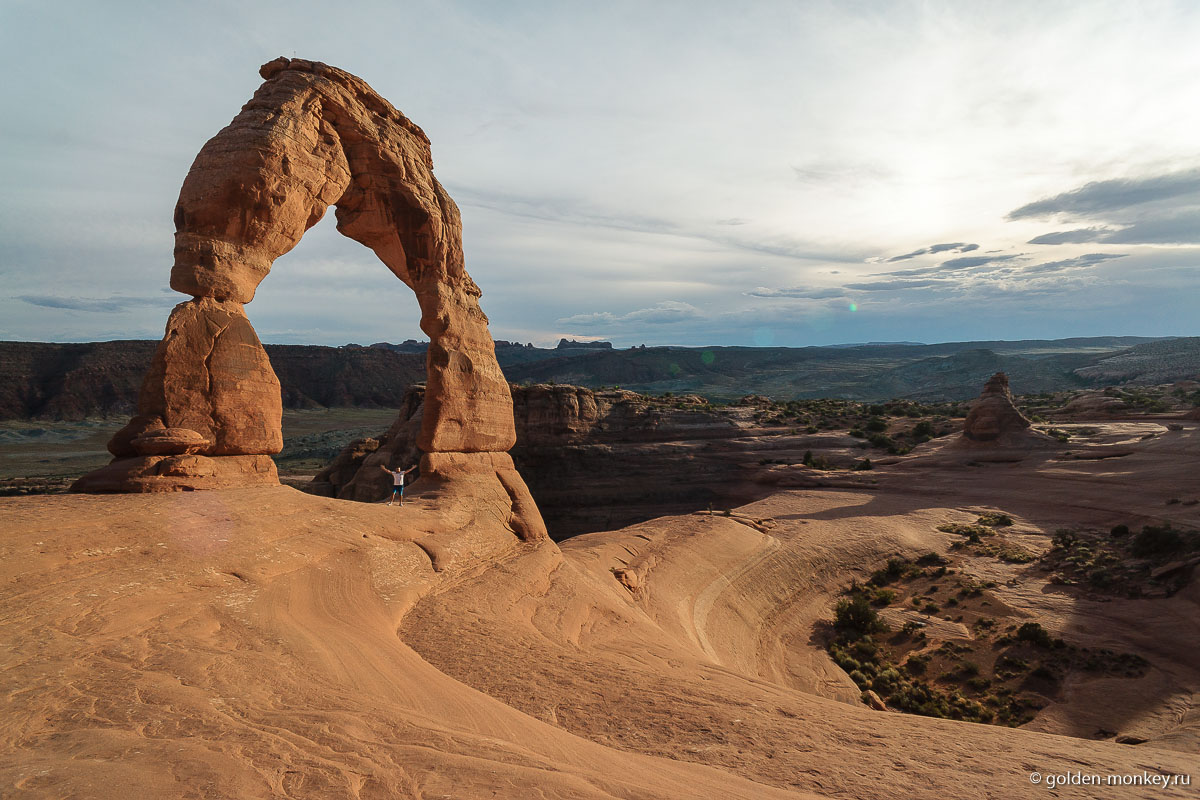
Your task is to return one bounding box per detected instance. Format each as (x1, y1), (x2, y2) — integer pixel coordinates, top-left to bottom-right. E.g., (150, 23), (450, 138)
(380, 463), (417, 506)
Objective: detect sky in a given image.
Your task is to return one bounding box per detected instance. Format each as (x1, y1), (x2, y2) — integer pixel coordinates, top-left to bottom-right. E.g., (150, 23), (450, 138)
(2, 0), (1199, 349)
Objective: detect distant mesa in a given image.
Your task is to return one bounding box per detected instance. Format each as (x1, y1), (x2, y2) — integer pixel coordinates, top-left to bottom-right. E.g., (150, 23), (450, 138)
(370, 339), (430, 354)
(557, 338), (613, 350)
(71, 57), (545, 539)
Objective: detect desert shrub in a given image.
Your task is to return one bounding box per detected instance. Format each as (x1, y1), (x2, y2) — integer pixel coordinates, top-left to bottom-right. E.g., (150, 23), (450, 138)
(916, 552), (948, 566)
(1130, 524), (1185, 557)
(1016, 622), (1054, 648)
(865, 417), (888, 433)
(1030, 664), (1058, 681)
(995, 655), (1028, 678)
(869, 557), (915, 586)
(851, 638), (879, 662)
(853, 457), (873, 471)
(976, 512), (1013, 527)
(1051, 529), (1078, 548)
(912, 420), (935, 438)
(1109, 524), (1130, 537)
(938, 523), (991, 539)
(870, 588), (897, 606)
(872, 667), (903, 695)
(991, 545), (1037, 564)
(834, 594), (887, 637)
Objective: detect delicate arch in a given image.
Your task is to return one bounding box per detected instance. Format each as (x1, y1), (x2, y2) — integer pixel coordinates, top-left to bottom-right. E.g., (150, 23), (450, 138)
(75, 58), (544, 540)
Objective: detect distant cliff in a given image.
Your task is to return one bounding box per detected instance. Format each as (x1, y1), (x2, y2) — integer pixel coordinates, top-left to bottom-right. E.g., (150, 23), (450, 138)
(3, 335), (1196, 420)
(0, 341), (424, 420)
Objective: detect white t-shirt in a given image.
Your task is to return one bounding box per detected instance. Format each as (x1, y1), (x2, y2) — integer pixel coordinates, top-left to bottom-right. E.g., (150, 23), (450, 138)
(392, 470), (406, 486)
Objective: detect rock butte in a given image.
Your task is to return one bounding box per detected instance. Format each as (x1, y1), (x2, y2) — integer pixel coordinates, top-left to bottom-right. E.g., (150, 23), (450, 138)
(71, 57), (546, 540)
(960, 371), (1045, 445)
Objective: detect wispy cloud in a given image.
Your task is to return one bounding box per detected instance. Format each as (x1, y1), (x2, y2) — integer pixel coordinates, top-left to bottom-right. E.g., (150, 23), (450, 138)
(1014, 169), (1200, 246)
(844, 278), (948, 291)
(1020, 253), (1125, 274)
(451, 185), (858, 263)
(886, 242), (979, 262)
(557, 300), (701, 326)
(1008, 168), (1200, 220)
(1027, 227), (1118, 245)
(17, 294), (174, 313)
(743, 287), (845, 299)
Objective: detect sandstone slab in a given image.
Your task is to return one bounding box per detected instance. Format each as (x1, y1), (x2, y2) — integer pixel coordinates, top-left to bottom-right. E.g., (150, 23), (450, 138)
(71, 455), (278, 493)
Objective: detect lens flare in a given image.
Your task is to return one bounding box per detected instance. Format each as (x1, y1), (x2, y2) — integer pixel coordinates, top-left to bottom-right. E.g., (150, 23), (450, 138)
(848, 302), (858, 312)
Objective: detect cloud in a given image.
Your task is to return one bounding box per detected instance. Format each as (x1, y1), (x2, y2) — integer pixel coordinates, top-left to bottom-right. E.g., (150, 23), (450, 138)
(1027, 227), (1117, 245)
(744, 287), (845, 299)
(843, 278), (947, 291)
(791, 159), (890, 185)
(1020, 253), (1126, 274)
(452, 185), (856, 262)
(17, 294), (173, 313)
(887, 247), (927, 262)
(930, 242), (978, 254)
(886, 242), (979, 262)
(557, 300), (701, 326)
(1008, 168), (1200, 220)
(939, 254), (1021, 270)
(1026, 212), (1200, 246)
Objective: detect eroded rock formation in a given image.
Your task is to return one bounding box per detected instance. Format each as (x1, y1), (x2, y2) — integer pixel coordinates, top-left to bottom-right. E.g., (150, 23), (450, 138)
(960, 372), (1036, 443)
(73, 58), (544, 539)
(311, 384), (876, 538)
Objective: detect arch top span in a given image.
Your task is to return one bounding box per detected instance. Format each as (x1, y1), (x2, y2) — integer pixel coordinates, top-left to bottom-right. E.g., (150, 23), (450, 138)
(74, 58), (546, 540)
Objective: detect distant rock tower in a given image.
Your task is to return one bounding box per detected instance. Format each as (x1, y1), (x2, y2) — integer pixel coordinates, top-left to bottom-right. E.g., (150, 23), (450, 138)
(961, 372), (1034, 442)
(71, 58), (546, 540)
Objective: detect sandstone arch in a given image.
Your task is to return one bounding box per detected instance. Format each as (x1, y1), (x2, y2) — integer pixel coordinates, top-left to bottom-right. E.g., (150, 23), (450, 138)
(74, 58), (546, 540)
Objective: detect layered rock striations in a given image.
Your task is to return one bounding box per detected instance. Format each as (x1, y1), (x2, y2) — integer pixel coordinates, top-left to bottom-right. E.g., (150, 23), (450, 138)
(73, 58), (544, 539)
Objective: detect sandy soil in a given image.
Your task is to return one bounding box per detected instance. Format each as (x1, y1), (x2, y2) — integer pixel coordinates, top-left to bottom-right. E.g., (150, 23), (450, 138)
(1, 421), (1197, 798)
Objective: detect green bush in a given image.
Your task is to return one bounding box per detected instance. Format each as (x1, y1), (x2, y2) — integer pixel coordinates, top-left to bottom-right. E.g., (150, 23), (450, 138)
(1130, 524), (1185, 557)
(834, 594), (887, 637)
(1051, 529), (1078, 549)
(1016, 622), (1054, 648)
(870, 588), (897, 606)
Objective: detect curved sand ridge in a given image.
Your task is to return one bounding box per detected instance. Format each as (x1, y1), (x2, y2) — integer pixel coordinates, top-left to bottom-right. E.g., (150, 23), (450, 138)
(3, 420), (1198, 798)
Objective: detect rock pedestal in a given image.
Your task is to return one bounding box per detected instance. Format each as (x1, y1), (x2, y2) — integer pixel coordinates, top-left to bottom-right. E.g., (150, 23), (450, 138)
(73, 58), (544, 540)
